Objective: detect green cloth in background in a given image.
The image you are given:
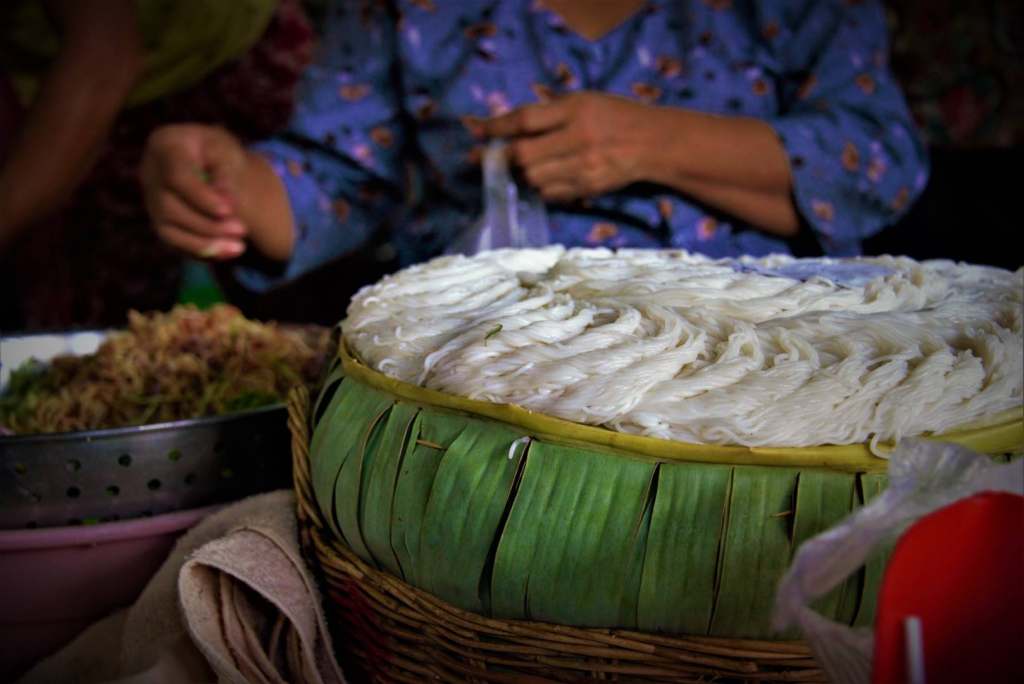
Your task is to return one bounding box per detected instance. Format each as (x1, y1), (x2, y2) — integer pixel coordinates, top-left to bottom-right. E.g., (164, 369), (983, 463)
(1, 0), (276, 108)
(177, 259), (225, 309)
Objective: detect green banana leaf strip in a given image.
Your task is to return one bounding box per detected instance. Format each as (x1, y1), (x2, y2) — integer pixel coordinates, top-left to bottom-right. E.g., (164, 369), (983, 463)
(853, 472), (891, 627)
(313, 376), (909, 636)
(309, 378), (362, 538)
(637, 461), (732, 634)
(786, 469), (859, 636)
(621, 464), (658, 629)
(491, 442), (656, 628)
(359, 402), (421, 576)
(417, 421), (527, 614)
(390, 410), (469, 588)
(709, 467), (799, 638)
(311, 358), (345, 430)
(834, 481), (866, 625)
(334, 382), (394, 566)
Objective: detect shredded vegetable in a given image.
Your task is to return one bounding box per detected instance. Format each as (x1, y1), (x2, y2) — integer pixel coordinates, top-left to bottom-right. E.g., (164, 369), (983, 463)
(0, 305), (330, 435)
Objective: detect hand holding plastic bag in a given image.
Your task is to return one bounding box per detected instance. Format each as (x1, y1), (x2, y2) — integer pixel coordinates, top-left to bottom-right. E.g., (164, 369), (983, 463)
(773, 439), (1023, 684)
(448, 140), (550, 255)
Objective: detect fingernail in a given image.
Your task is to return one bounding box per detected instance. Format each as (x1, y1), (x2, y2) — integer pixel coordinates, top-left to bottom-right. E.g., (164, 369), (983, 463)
(199, 240), (244, 260)
(221, 219), (246, 237)
(217, 240), (245, 259)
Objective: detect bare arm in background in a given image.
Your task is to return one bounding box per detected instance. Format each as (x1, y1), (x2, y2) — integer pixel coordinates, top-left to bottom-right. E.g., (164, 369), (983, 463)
(0, 0), (143, 253)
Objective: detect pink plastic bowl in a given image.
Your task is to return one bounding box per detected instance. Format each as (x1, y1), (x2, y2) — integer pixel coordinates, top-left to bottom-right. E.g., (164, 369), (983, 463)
(0, 505), (219, 679)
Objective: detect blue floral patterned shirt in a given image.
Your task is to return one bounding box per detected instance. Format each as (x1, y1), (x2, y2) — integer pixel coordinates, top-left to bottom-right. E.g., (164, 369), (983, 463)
(239, 0), (927, 290)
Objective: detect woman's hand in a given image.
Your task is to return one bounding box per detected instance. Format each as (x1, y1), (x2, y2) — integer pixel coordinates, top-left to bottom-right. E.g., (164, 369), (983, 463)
(141, 124), (295, 261)
(480, 92), (657, 203)
(141, 125), (248, 259)
(483, 92), (799, 237)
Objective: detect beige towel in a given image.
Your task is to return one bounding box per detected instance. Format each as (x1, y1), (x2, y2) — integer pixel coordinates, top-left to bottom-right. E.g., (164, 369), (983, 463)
(18, 490), (345, 684)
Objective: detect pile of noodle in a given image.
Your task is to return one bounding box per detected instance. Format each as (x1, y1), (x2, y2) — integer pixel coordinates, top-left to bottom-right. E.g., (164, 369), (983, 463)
(343, 247), (1023, 453)
(0, 305), (330, 435)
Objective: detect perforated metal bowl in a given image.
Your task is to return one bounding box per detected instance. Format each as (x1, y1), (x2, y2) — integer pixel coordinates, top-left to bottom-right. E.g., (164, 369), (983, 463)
(0, 332), (293, 529)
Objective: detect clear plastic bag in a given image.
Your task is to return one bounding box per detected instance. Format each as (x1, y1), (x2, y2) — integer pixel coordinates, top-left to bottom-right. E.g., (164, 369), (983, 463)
(448, 140), (550, 255)
(772, 439), (1024, 683)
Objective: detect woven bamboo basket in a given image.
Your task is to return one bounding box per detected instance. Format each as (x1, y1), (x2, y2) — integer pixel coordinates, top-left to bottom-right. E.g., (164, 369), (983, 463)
(290, 342), (1023, 683)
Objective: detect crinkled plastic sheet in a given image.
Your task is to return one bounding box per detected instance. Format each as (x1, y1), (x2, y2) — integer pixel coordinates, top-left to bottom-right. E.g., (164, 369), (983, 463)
(773, 439), (1023, 683)
(449, 140), (550, 255)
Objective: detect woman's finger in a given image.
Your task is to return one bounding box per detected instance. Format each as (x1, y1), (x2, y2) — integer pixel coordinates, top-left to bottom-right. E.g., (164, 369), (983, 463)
(537, 182), (580, 203)
(157, 190), (246, 239)
(521, 155), (580, 189)
(204, 134), (246, 201)
(156, 223), (246, 260)
(160, 148), (233, 219)
(510, 128), (583, 167)
(483, 100), (570, 139)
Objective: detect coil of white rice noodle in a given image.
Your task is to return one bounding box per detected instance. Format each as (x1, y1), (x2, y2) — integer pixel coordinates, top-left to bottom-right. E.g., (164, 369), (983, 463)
(343, 247), (1023, 455)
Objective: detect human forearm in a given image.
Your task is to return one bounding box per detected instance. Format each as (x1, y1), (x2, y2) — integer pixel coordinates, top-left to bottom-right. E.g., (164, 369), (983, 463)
(0, 64), (134, 242)
(0, 0), (142, 251)
(234, 151), (296, 261)
(642, 108), (793, 195)
(638, 108), (798, 236)
(665, 176), (799, 237)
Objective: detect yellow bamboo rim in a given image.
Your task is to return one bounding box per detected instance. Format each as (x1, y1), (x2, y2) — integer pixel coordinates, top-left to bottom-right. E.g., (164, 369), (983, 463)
(338, 341), (1024, 474)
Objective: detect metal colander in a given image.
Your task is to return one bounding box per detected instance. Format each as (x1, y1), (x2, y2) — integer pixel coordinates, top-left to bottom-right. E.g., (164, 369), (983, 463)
(0, 332), (293, 529)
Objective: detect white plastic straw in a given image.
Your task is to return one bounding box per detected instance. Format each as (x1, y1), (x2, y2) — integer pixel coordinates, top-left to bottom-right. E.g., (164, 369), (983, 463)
(904, 615), (926, 684)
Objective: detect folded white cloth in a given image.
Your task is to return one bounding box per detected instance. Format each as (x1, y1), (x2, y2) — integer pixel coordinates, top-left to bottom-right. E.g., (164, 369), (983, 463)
(18, 490), (345, 684)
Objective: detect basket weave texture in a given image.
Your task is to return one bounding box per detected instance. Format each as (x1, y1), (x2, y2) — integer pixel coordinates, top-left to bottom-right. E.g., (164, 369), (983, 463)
(289, 387), (826, 683)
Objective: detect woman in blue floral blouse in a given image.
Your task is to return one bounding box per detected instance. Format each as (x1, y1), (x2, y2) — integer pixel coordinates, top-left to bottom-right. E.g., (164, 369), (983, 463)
(141, 0), (927, 291)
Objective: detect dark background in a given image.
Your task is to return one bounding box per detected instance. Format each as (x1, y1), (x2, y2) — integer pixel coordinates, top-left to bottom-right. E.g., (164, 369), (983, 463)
(865, 0), (1022, 271)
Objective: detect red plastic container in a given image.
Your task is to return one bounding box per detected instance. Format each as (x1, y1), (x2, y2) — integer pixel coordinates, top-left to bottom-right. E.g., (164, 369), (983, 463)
(873, 492), (1024, 684)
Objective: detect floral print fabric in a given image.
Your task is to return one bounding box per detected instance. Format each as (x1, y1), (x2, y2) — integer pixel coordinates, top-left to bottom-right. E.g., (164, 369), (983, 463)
(241, 0), (927, 290)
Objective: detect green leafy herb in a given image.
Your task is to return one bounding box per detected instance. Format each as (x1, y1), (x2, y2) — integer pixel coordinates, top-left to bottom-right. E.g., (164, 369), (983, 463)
(0, 360), (52, 425)
(224, 391), (281, 412)
(484, 324), (503, 344)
